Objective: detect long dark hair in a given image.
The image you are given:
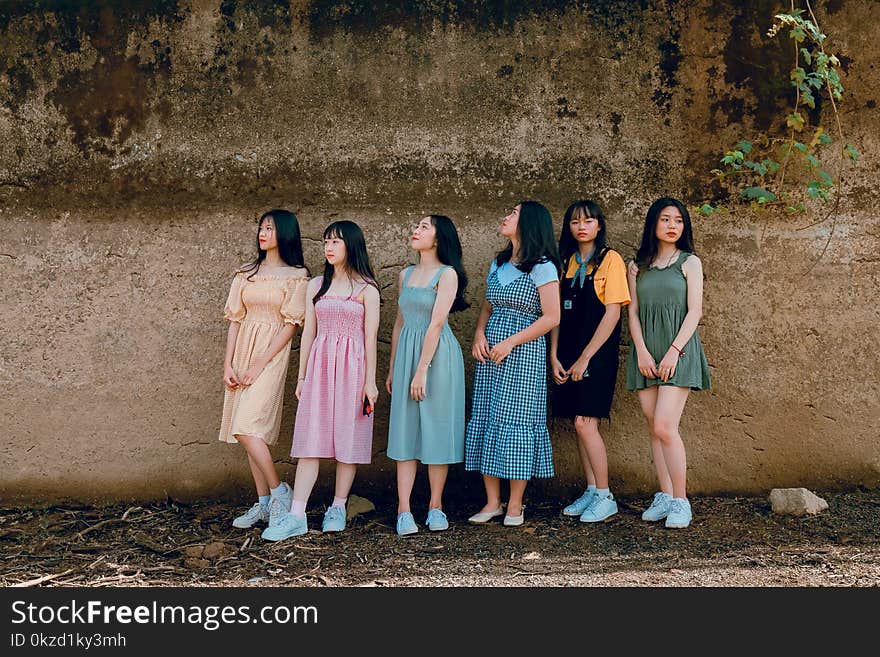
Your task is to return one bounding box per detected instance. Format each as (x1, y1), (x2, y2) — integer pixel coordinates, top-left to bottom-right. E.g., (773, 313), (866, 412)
(634, 197), (696, 273)
(558, 199), (608, 271)
(239, 209), (308, 280)
(429, 214), (469, 313)
(313, 220), (379, 304)
(495, 200), (562, 276)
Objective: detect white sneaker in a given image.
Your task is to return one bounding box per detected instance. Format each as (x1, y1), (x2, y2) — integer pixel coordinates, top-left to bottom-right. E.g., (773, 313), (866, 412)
(642, 491), (673, 522)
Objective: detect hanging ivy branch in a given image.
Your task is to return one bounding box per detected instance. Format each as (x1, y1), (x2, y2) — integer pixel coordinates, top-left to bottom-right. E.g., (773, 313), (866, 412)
(701, 0), (858, 227)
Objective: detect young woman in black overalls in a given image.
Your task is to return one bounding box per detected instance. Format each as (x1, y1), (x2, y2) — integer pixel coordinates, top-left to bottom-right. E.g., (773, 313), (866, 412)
(550, 200), (630, 523)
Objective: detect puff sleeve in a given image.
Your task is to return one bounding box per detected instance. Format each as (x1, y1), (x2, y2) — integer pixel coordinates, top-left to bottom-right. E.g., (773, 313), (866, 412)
(223, 273), (246, 322)
(280, 277), (308, 326)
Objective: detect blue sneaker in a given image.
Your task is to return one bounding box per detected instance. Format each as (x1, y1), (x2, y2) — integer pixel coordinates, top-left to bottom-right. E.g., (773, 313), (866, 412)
(232, 502), (269, 529)
(563, 489), (597, 516)
(580, 494), (618, 523)
(396, 512), (418, 536)
(665, 497), (692, 528)
(425, 508), (449, 531)
(642, 491), (673, 522)
(261, 512), (307, 541)
(322, 505), (346, 533)
(269, 482), (293, 519)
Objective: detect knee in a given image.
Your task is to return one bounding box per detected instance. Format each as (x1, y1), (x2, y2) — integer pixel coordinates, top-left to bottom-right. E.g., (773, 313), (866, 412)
(652, 417), (677, 444)
(575, 416), (599, 436)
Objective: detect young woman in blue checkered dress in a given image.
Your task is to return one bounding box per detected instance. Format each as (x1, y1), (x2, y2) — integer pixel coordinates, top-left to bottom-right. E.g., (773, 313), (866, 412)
(465, 201), (561, 527)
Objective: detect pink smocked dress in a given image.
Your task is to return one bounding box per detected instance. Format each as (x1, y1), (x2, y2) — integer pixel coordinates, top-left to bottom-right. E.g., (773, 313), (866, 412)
(291, 279), (373, 464)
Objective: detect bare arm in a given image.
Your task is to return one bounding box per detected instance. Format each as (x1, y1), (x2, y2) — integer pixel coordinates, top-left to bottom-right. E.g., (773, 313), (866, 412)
(385, 270), (406, 393)
(361, 285), (381, 408)
(549, 323), (568, 385)
(239, 324), (298, 386)
(672, 255), (704, 350)
(223, 321), (241, 389)
(627, 261), (658, 380)
(568, 303), (622, 381)
(294, 278), (321, 398)
(656, 255), (704, 382)
(489, 281), (561, 364)
(410, 269), (457, 401)
(471, 299), (492, 363)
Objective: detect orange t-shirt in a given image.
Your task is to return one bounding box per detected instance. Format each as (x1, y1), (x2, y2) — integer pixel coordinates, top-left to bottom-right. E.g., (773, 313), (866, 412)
(563, 249), (631, 306)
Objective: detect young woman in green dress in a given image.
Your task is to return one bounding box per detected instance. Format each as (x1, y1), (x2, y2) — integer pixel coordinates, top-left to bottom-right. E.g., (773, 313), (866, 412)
(626, 197), (711, 529)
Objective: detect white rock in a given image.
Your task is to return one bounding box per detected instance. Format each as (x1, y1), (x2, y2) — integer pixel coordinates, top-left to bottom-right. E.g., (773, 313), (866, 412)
(769, 487), (828, 516)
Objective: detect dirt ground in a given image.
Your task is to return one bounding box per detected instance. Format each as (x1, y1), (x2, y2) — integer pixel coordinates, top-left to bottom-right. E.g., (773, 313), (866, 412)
(2, 488), (878, 587)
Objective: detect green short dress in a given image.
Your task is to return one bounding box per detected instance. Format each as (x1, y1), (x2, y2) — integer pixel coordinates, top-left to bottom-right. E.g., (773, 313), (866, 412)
(626, 251), (711, 391)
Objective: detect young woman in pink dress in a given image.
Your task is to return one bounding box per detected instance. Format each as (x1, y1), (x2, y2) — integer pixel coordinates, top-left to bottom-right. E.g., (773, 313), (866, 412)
(262, 220), (381, 541)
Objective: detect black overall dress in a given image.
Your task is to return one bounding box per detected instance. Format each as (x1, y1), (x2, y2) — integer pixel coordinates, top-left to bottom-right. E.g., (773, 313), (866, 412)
(552, 248), (622, 420)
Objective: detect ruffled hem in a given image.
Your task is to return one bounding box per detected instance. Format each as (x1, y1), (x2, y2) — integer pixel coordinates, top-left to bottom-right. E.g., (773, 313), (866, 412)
(465, 421), (554, 480)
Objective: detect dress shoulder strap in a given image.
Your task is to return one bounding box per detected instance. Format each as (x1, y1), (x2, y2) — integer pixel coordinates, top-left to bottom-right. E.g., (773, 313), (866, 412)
(428, 265), (451, 288)
(347, 281), (371, 300)
(402, 265), (416, 287)
(672, 250), (689, 270)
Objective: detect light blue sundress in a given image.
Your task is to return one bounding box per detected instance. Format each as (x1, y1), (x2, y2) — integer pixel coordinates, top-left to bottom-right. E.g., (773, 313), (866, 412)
(387, 265), (465, 464)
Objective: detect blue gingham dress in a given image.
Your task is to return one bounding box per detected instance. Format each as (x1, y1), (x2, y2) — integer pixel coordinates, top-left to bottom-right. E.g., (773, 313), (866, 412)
(465, 261), (555, 480)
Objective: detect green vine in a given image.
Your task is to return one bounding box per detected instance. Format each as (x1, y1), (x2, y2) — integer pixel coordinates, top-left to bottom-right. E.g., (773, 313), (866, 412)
(701, 0), (858, 223)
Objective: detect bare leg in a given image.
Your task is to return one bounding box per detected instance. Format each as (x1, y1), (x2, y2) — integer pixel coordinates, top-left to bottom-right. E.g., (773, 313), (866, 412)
(427, 464), (449, 511)
(396, 460), (418, 514)
(652, 386), (690, 499)
(333, 462), (358, 500)
(576, 416), (605, 488)
(247, 454), (270, 497)
(292, 458), (320, 511)
(478, 474), (502, 514)
(234, 434), (280, 490)
(508, 480), (527, 517)
(637, 388), (673, 495)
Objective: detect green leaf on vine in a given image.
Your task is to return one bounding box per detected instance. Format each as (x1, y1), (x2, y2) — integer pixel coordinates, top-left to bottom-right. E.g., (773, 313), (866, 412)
(806, 154), (820, 170)
(790, 25), (806, 43)
(793, 141), (808, 153)
(787, 112), (805, 130)
(737, 140), (753, 155)
(800, 48), (811, 65)
(806, 181), (830, 201)
(745, 161), (768, 176)
(844, 144), (859, 162)
(741, 187), (777, 203)
(802, 89), (815, 109)
(763, 159), (780, 173)
(700, 204), (715, 217)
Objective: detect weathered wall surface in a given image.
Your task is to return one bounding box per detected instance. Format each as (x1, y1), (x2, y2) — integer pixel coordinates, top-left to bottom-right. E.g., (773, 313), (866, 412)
(1, 0), (877, 503)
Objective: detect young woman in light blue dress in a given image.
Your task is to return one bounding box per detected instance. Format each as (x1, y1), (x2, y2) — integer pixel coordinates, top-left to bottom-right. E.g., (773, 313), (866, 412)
(386, 215), (469, 536)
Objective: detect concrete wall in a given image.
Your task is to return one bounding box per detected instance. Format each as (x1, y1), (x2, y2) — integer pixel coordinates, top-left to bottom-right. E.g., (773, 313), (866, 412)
(1, 0), (877, 503)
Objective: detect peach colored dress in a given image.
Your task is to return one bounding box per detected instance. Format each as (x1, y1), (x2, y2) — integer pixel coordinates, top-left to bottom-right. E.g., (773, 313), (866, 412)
(219, 271), (309, 445)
